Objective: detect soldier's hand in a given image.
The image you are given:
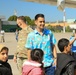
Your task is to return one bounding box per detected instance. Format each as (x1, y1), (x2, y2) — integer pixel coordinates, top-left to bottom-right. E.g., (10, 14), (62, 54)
(13, 56), (17, 63)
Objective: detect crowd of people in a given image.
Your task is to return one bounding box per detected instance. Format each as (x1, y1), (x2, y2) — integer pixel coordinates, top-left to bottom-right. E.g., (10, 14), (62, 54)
(0, 14), (76, 75)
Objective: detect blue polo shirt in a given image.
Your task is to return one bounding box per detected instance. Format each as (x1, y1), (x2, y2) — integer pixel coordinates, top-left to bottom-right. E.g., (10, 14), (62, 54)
(70, 36), (76, 52)
(25, 28), (56, 67)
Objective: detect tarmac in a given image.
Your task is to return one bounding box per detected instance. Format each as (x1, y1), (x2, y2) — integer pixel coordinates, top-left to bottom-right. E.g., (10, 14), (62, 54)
(0, 32), (73, 75)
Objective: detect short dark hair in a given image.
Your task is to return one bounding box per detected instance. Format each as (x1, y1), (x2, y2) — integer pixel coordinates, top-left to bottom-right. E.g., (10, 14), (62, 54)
(35, 14), (44, 20)
(17, 16), (26, 23)
(0, 47), (9, 52)
(31, 48), (44, 63)
(58, 38), (69, 52)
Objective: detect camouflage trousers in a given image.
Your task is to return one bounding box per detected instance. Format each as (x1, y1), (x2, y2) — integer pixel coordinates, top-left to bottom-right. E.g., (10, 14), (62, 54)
(17, 57), (27, 75)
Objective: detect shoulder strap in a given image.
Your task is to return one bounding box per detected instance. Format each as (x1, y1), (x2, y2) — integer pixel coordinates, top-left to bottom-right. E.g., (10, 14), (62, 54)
(61, 62), (72, 75)
(64, 62), (72, 69)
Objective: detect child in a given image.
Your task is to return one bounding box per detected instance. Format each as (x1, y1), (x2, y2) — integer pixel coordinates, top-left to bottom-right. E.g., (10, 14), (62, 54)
(55, 38), (76, 75)
(22, 48), (45, 75)
(0, 44), (13, 75)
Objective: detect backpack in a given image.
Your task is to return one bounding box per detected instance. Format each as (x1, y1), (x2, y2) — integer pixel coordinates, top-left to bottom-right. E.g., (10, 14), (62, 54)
(61, 61), (76, 75)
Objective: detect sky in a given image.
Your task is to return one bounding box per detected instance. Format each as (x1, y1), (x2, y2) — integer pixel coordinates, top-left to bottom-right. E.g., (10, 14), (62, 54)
(0, 0), (76, 22)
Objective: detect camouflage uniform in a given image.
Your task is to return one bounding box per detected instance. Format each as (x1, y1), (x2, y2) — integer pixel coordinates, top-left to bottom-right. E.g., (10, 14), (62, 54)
(14, 26), (33, 75)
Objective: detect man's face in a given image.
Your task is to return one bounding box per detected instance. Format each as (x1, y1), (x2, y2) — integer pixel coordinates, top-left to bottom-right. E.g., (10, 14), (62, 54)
(35, 17), (45, 30)
(17, 19), (23, 28)
(74, 33), (76, 37)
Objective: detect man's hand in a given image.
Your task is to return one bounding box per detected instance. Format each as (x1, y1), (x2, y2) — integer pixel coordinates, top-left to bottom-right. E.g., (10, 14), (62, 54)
(52, 58), (57, 69)
(75, 33), (76, 40)
(13, 56), (17, 63)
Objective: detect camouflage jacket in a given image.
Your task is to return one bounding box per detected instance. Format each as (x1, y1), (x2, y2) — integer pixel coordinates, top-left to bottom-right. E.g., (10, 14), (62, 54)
(14, 26), (33, 58)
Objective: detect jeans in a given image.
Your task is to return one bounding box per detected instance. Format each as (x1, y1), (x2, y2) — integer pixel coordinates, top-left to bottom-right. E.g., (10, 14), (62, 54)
(72, 52), (76, 61)
(16, 35), (18, 42)
(45, 65), (55, 75)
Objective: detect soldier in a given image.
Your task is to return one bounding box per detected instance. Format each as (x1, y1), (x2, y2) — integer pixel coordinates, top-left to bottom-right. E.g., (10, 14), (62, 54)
(13, 16), (33, 75)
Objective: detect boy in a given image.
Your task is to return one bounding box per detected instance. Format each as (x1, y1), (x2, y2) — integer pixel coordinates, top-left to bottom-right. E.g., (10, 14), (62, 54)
(0, 44), (13, 75)
(55, 38), (76, 75)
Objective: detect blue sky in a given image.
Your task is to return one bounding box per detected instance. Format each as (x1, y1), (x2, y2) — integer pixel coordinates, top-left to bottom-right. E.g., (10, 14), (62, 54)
(0, 0), (76, 22)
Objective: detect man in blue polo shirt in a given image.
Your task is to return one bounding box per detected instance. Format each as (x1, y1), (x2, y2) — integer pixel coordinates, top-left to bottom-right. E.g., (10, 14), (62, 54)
(25, 14), (57, 75)
(70, 30), (76, 60)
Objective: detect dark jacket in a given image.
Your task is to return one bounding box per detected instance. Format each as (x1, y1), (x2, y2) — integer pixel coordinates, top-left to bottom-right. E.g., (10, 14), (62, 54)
(0, 60), (13, 75)
(55, 53), (76, 75)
